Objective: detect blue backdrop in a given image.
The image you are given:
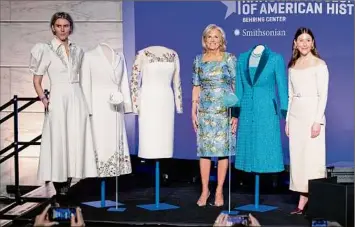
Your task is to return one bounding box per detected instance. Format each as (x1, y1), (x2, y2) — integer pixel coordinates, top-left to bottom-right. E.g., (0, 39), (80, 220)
(123, 1), (354, 166)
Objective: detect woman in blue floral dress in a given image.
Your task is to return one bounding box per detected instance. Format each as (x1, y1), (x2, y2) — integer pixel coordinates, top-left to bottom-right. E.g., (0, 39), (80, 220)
(192, 24), (237, 207)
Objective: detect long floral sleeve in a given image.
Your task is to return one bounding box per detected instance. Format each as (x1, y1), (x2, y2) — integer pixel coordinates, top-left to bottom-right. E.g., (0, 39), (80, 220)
(173, 52), (183, 113)
(130, 51), (143, 114)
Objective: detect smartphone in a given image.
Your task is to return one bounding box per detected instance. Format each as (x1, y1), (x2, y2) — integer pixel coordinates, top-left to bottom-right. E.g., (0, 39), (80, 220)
(48, 207), (76, 222)
(311, 219), (327, 227)
(227, 214), (250, 225)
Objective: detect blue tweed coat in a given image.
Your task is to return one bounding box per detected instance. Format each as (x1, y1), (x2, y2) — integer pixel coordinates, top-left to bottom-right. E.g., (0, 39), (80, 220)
(234, 45), (288, 173)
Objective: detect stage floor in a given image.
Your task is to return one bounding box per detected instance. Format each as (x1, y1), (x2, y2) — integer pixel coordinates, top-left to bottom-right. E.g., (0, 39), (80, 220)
(11, 176), (310, 227)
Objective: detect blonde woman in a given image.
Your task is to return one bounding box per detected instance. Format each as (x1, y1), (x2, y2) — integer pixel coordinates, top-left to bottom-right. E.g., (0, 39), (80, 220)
(192, 24), (237, 207)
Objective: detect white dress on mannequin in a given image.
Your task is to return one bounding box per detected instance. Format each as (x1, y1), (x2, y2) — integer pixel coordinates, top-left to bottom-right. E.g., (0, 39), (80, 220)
(130, 46), (183, 159)
(80, 43), (132, 177)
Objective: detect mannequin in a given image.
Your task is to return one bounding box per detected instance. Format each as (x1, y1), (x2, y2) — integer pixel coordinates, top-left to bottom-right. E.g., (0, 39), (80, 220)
(130, 45), (182, 211)
(234, 44), (288, 211)
(100, 43), (114, 63)
(130, 45), (183, 159)
(80, 43), (133, 178)
(234, 44), (287, 173)
(249, 45), (265, 67)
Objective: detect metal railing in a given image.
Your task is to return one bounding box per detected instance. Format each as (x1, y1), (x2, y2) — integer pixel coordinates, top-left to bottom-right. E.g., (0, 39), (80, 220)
(0, 90), (49, 213)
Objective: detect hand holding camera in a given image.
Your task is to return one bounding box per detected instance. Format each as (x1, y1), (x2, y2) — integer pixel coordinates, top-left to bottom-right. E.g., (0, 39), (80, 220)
(34, 204), (85, 226)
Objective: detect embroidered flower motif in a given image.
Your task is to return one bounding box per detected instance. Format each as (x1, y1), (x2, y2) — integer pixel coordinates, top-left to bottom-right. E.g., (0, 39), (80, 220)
(47, 42), (83, 74)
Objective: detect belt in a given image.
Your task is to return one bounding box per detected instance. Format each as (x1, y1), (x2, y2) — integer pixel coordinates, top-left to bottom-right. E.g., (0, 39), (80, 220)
(51, 81), (79, 85)
(293, 93), (318, 98)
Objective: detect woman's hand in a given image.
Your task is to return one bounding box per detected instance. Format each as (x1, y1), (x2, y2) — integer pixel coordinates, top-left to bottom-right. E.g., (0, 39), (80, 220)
(42, 98), (49, 108)
(70, 207), (85, 227)
(192, 112), (198, 133)
(311, 122), (321, 138)
(231, 117), (238, 134)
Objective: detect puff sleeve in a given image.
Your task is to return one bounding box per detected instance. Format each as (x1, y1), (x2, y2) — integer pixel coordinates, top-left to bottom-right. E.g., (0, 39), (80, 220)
(29, 43), (49, 76)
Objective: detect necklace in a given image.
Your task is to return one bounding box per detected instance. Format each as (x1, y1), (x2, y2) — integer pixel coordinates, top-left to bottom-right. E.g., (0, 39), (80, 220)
(251, 52), (262, 58)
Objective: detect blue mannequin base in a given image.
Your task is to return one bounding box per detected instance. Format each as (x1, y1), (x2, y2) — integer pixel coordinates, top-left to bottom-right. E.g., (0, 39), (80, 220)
(107, 207), (126, 212)
(137, 203), (179, 211)
(234, 174), (278, 212)
(82, 200), (124, 208)
(221, 210), (239, 215)
(235, 204), (277, 212)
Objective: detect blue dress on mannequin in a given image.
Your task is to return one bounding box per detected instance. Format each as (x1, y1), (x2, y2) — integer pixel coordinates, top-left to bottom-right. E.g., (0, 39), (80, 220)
(234, 45), (288, 173)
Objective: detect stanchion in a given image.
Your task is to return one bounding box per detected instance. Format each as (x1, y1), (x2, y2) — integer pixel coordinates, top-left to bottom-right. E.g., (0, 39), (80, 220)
(235, 174), (277, 212)
(137, 160), (179, 211)
(83, 103), (124, 211)
(82, 179), (122, 208)
(107, 105), (126, 212)
(107, 175), (126, 212)
(221, 93), (238, 215)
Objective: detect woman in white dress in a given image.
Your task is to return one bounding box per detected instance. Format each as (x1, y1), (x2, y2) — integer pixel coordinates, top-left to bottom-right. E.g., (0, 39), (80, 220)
(30, 12), (98, 197)
(286, 27), (329, 214)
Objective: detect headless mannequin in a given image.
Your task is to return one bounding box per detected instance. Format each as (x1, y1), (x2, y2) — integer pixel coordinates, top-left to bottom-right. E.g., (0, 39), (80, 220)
(249, 45), (265, 67)
(241, 44), (273, 211)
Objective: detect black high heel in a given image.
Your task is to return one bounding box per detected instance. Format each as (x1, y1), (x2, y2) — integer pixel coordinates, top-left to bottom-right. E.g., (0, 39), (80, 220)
(290, 208), (303, 215)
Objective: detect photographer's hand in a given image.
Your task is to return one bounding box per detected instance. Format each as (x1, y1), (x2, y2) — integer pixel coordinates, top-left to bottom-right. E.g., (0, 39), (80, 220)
(34, 204), (58, 226)
(249, 213), (261, 226)
(71, 207), (85, 227)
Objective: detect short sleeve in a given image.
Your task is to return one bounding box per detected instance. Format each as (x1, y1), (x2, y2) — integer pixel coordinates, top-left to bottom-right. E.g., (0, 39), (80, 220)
(29, 43), (49, 76)
(192, 55), (200, 86)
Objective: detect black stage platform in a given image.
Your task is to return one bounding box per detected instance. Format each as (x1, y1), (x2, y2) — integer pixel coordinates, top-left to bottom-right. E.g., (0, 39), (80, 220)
(7, 158), (311, 226)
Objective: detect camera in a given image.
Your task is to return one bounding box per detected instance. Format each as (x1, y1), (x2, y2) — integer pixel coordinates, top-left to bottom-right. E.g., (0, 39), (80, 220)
(227, 214), (250, 226)
(48, 207), (76, 222)
(311, 219), (327, 227)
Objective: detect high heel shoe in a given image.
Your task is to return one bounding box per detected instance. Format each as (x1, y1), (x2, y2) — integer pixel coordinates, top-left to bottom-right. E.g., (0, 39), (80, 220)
(197, 192), (210, 207)
(290, 208), (303, 215)
(214, 193), (224, 207)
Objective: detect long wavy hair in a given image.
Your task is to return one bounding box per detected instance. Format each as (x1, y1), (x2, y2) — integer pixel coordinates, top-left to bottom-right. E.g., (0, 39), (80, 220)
(287, 27), (321, 68)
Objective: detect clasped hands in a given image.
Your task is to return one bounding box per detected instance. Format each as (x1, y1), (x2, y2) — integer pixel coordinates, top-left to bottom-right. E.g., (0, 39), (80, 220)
(192, 113), (238, 134)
